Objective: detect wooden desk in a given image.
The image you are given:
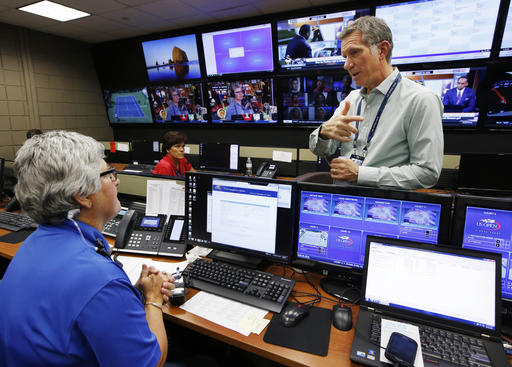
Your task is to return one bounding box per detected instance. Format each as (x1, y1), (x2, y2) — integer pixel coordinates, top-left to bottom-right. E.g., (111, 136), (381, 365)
(0, 234), (359, 367)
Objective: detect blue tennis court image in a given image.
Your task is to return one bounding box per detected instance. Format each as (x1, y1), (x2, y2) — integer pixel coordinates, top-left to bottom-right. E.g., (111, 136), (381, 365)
(103, 88), (153, 124)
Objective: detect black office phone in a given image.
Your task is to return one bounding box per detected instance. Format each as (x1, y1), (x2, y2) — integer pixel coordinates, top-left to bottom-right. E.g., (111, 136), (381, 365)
(102, 207), (128, 237)
(114, 210), (187, 257)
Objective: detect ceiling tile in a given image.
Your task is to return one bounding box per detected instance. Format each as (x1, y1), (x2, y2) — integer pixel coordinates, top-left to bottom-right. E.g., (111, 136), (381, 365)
(56, 0), (127, 14)
(72, 15), (125, 33)
(37, 22), (91, 39)
(0, 1), (34, 10)
(117, 0), (157, 6)
(0, 8), (59, 29)
(137, 0), (199, 20)
(251, 0), (311, 14)
(188, 0), (251, 13)
(100, 7), (164, 26)
(210, 4), (262, 21)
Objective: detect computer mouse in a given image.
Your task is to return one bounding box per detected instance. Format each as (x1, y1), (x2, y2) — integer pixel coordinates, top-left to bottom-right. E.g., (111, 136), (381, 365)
(279, 303), (309, 327)
(332, 305), (353, 331)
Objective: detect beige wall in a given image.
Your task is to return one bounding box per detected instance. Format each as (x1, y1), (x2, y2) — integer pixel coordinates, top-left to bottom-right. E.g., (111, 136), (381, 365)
(0, 22), (112, 160)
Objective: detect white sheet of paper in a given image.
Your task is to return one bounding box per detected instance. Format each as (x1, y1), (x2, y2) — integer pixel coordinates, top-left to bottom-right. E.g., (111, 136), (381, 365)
(272, 150), (293, 163)
(184, 146), (190, 154)
(380, 319), (424, 367)
(146, 180), (185, 216)
(117, 256), (189, 285)
(180, 291), (268, 336)
(116, 142), (129, 152)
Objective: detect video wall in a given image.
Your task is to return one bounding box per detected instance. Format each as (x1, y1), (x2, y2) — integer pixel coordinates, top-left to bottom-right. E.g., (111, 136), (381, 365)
(97, 0), (512, 130)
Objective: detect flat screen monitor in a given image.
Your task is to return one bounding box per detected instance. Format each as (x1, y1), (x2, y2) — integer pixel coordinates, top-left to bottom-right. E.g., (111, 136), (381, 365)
(293, 183), (452, 295)
(103, 88), (153, 124)
(131, 140), (161, 165)
(401, 67), (488, 127)
(202, 23), (273, 77)
(141, 34), (201, 82)
(276, 9), (369, 71)
(147, 84), (207, 124)
(457, 153), (512, 195)
(206, 79), (277, 124)
(199, 143), (239, 172)
(499, 4), (512, 57)
(376, 0), (501, 64)
(451, 194), (512, 302)
(185, 171), (297, 265)
(483, 69), (512, 128)
(280, 74), (358, 125)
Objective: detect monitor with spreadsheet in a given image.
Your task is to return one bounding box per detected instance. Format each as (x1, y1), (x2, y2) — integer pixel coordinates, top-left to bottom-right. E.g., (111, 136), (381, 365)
(451, 194), (512, 302)
(185, 171), (297, 265)
(293, 183), (452, 300)
(198, 143), (239, 172)
(401, 66), (487, 128)
(376, 0), (500, 64)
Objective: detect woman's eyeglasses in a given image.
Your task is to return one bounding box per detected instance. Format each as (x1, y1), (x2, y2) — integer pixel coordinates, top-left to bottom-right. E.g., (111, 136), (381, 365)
(100, 168), (118, 182)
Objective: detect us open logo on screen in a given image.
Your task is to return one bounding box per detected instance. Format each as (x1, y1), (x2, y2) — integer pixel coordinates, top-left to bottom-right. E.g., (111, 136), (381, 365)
(477, 218), (501, 231)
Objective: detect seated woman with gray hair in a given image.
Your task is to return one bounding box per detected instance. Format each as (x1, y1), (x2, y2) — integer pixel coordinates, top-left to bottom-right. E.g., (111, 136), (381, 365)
(0, 130), (174, 366)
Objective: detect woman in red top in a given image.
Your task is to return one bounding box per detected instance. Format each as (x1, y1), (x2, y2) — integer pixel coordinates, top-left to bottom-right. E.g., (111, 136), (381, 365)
(152, 131), (196, 177)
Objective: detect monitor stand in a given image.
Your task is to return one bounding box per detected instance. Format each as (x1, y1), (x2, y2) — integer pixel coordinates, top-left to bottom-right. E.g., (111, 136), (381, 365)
(208, 250), (262, 269)
(320, 277), (361, 304)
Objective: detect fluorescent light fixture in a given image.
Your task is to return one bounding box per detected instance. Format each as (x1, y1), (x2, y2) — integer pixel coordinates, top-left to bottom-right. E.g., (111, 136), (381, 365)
(18, 1), (90, 22)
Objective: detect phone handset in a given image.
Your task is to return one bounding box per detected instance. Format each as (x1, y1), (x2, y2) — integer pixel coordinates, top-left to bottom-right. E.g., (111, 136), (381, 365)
(256, 161), (277, 178)
(114, 209), (137, 249)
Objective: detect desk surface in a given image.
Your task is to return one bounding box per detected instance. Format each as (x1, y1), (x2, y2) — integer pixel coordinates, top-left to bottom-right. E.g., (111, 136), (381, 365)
(2, 229), (511, 367)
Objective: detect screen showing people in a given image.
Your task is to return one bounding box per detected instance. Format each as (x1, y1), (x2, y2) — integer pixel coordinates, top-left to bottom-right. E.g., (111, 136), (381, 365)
(148, 84), (207, 123)
(460, 205), (512, 301)
(277, 9), (369, 71)
(297, 190), (443, 269)
(281, 74), (357, 124)
(206, 79), (277, 124)
(103, 88), (153, 124)
(376, 0), (501, 63)
(141, 34), (201, 82)
(499, 5), (512, 57)
(401, 67), (487, 127)
(202, 24), (273, 77)
(484, 69), (512, 128)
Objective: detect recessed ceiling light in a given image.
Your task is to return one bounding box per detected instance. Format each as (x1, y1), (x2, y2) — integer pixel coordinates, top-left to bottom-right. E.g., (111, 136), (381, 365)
(18, 1), (90, 22)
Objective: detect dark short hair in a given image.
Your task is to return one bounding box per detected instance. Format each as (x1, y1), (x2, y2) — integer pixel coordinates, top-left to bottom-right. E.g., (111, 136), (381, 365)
(299, 24), (311, 38)
(161, 131), (187, 154)
(26, 129), (43, 139)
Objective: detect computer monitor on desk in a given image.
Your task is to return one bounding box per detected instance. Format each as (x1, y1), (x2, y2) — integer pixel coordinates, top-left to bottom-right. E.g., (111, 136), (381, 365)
(131, 140), (161, 165)
(451, 195), (512, 306)
(185, 171), (297, 267)
(293, 183), (452, 302)
(457, 153), (512, 195)
(198, 143), (239, 172)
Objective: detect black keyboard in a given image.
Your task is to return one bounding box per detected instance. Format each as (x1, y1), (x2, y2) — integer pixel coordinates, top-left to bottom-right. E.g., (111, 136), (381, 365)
(123, 164), (155, 172)
(370, 314), (491, 367)
(183, 259), (295, 313)
(0, 212), (37, 232)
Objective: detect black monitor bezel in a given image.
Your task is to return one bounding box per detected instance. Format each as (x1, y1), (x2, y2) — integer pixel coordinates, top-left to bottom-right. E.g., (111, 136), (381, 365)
(198, 142), (239, 172)
(185, 171), (298, 264)
(130, 140), (161, 165)
(291, 182), (453, 276)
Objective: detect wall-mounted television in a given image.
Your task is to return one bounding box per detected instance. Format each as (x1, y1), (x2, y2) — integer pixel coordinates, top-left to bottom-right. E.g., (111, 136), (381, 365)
(103, 88), (153, 124)
(147, 84), (207, 124)
(277, 9), (369, 71)
(141, 34), (201, 82)
(206, 79), (277, 124)
(201, 24), (273, 77)
(499, 4), (512, 57)
(376, 0), (501, 64)
(280, 74), (358, 125)
(401, 67), (488, 128)
(483, 69), (512, 128)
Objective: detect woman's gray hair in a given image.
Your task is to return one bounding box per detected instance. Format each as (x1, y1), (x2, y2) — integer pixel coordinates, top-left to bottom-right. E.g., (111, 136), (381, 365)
(14, 130), (105, 224)
(340, 16), (394, 63)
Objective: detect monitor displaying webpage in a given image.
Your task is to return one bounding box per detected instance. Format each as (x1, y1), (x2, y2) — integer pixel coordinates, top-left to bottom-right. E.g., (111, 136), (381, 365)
(296, 191), (442, 269)
(462, 206), (512, 301)
(365, 241), (496, 331)
(211, 178), (278, 254)
(377, 0), (500, 63)
(499, 5), (512, 57)
(401, 67), (487, 127)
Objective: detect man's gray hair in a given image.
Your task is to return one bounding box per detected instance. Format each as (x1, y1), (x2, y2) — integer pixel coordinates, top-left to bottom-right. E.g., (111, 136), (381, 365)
(341, 16), (394, 63)
(14, 130), (105, 224)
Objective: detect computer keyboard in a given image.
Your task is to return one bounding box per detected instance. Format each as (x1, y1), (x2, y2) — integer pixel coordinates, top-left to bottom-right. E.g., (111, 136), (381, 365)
(370, 314), (490, 367)
(0, 212), (37, 232)
(183, 258), (295, 313)
(123, 163), (155, 172)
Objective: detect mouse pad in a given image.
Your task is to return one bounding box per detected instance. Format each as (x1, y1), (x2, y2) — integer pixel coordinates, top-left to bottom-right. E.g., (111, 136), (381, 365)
(263, 303), (332, 356)
(0, 228), (35, 243)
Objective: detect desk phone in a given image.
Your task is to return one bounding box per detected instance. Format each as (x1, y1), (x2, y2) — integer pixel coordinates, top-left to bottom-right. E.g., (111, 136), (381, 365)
(114, 210), (187, 257)
(102, 207), (128, 237)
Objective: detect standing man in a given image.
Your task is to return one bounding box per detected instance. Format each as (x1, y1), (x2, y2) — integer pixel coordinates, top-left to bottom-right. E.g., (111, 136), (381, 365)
(309, 16), (443, 190)
(442, 76), (476, 112)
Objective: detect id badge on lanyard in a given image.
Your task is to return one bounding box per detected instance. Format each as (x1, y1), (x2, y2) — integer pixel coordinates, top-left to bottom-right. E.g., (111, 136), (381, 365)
(350, 152), (366, 166)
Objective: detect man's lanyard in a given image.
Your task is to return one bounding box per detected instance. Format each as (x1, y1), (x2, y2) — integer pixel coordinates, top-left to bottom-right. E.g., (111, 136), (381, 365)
(353, 73), (402, 155)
